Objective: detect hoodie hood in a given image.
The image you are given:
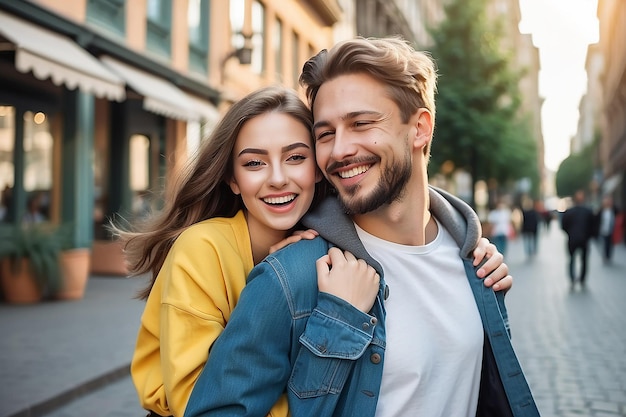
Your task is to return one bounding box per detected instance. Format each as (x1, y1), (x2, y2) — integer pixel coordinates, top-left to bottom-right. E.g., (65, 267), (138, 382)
(301, 186), (482, 273)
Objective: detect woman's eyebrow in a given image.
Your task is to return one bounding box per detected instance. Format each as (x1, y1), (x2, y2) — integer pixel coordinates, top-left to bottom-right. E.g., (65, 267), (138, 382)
(237, 142), (310, 157)
(282, 142), (311, 152)
(237, 148), (267, 157)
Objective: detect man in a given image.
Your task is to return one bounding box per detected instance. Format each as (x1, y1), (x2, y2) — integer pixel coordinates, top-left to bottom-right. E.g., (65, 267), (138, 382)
(596, 195), (617, 264)
(561, 189), (595, 285)
(185, 37), (538, 417)
(521, 198), (540, 257)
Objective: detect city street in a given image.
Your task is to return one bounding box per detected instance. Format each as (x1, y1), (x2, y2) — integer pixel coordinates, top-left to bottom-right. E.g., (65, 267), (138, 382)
(506, 221), (626, 417)
(2, 219), (625, 417)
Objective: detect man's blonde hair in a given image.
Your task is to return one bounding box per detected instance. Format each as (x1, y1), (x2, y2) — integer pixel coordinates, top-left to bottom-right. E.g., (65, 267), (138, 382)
(300, 36), (438, 125)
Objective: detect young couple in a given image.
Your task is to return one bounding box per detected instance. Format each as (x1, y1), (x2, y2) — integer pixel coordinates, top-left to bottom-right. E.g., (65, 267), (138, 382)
(118, 36), (538, 417)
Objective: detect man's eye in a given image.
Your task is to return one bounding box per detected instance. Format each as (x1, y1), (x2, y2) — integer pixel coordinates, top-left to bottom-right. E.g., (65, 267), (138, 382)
(316, 131), (334, 141)
(354, 120), (371, 127)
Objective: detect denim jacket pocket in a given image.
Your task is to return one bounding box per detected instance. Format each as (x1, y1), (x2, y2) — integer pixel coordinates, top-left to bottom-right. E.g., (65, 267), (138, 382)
(287, 305), (373, 399)
(288, 343), (354, 399)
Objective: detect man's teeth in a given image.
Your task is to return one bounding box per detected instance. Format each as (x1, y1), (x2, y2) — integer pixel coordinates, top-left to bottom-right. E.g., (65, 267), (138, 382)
(338, 165), (370, 179)
(263, 194), (296, 205)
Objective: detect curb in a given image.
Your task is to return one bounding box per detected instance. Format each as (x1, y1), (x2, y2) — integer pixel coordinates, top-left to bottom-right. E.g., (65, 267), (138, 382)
(6, 364), (131, 417)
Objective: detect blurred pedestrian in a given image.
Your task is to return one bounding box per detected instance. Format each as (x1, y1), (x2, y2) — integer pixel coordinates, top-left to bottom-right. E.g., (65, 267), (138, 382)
(542, 209), (553, 231)
(561, 190), (595, 286)
(22, 191), (47, 224)
(596, 195), (617, 264)
(521, 198), (540, 257)
(487, 198), (513, 256)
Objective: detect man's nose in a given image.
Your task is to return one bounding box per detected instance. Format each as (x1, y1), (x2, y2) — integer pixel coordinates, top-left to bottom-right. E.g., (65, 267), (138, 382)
(330, 128), (358, 161)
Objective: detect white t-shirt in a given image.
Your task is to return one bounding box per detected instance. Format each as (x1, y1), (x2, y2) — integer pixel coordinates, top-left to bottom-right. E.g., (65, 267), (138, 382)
(355, 220), (483, 417)
(599, 208), (615, 237)
(488, 207), (512, 237)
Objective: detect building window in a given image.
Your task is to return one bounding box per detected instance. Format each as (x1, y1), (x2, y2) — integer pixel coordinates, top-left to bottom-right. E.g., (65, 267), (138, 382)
(0, 106), (15, 223)
(86, 0), (126, 36)
(273, 17), (283, 82)
(0, 108), (54, 224)
(188, 0), (209, 74)
(23, 111), (53, 224)
(292, 31), (299, 89)
(230, 0), (245, 45)
(129, 134), (151, 219)
(250, 1), (266, 75)
(147, 0), (172, 58)
(230, 0), (265, 74)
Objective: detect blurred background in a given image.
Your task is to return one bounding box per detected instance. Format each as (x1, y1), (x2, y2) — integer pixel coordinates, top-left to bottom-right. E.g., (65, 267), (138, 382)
(0, 0), (623, 265)
(1, 1), (625, 417)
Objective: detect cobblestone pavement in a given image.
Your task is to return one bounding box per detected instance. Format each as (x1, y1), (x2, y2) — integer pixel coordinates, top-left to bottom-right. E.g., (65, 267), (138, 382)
(506, 223), (626, 417)
(2, 221), (625, 417)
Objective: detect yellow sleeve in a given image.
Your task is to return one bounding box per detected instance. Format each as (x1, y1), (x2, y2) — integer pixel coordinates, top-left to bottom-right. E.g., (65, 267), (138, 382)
(131, 218), (252, 417)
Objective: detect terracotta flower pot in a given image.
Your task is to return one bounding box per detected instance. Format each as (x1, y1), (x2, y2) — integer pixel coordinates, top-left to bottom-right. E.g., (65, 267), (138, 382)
(90, 240), (128, 276)
(57, 248), (91, 300)
(0, 258), (43, 304)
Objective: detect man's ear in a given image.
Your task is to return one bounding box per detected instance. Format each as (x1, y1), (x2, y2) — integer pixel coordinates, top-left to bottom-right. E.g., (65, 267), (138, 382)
(411, 108), (433, 151)
(315, 168), (323, 183)
(228, 178), (241, 195)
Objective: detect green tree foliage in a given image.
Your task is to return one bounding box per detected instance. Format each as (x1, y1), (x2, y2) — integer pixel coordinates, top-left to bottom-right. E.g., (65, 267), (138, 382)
(555, 144), (595, 198)
(426, 0), (538, 199)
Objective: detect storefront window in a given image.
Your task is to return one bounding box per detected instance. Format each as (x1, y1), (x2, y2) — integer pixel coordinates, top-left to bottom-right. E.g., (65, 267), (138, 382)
(23, 111), (52, 223)
(129, 134), (151, 219)
(0, 106), (15, 223)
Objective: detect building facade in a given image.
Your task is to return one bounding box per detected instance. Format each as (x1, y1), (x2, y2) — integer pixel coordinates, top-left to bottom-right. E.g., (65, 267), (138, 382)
(0, 0), (551, 277)
(0, 0), (341, 274)
(596, 0), (626, 219)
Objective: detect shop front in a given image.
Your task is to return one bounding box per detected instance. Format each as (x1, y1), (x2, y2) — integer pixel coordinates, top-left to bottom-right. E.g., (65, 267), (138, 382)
(0, 8), (220, 276)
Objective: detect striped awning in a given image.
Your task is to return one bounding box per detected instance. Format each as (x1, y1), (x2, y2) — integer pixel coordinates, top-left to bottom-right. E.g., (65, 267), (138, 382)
(0, 11), (125, 101)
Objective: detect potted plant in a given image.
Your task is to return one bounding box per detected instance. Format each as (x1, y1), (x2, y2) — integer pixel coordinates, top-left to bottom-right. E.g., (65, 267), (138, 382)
(0, 223), (64, 303)
(57, 249), (90, 299)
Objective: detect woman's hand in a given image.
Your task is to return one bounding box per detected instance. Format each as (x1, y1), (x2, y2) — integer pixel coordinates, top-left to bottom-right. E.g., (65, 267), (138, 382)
(473, 237), (512, 292)
(316, 247), (380, 313)
(269, 229), (319, 254)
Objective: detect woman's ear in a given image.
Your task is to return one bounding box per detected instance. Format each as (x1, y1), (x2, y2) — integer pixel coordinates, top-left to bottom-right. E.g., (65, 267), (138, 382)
(228, 178), (241, 195)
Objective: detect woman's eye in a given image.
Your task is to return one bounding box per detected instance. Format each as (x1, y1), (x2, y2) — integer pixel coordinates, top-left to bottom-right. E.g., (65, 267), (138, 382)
(243, 160), (263, 167)
(287, 154), (306, 162)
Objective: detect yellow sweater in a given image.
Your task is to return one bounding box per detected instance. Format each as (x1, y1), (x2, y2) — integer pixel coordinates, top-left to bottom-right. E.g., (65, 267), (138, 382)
(131, 211), (288, 417)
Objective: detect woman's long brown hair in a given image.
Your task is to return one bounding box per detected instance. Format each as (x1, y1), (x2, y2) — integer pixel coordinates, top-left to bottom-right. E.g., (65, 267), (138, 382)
(110, 85), (318, 299)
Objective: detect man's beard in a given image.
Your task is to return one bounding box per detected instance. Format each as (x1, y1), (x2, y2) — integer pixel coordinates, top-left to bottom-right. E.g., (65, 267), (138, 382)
(337, 148), (412, 215)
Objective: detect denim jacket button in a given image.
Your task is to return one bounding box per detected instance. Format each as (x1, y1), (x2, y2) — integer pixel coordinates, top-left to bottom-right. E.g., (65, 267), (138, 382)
(370, 317), (378, 325)
(362, 322), (369, 330)
(370, 353), (381, 364)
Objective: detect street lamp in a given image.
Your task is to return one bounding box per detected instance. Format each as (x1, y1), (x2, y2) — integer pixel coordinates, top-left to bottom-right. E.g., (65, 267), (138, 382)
(221, 32), (253, 83)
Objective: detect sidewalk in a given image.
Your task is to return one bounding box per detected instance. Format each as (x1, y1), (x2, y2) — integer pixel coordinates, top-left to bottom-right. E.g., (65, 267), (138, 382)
(0, 274), (149, 417)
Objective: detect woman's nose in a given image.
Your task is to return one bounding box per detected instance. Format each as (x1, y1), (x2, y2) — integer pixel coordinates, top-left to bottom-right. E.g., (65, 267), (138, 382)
(268, 165), (288, 188)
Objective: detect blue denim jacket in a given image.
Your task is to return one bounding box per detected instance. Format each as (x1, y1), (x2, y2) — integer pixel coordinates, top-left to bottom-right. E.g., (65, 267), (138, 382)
(184, 187), (539, 417)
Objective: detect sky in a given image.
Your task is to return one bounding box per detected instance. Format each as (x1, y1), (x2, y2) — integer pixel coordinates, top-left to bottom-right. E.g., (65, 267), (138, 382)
(517, 0), (599, 171)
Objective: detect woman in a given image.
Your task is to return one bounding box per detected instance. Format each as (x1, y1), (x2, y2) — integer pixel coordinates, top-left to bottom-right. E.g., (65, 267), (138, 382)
(113, 86), (509, 417)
